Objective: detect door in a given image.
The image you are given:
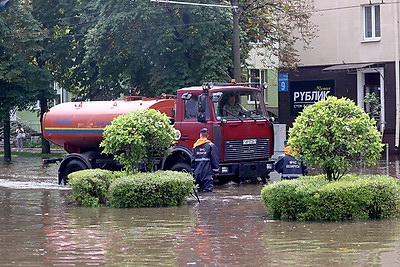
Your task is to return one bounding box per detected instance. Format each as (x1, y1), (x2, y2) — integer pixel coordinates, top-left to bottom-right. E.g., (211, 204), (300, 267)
(357, 69), (385, 133)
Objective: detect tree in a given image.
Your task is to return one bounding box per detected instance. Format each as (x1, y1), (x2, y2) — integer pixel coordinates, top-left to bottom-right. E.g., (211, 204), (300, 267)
(0, 0), (50, 161)
(29, 0), (316, 101)
(32, 0), (102, 100)
(288, 96), (383, 181)
(75, 0), (316, 98)
(100, 109), (176, 173)
(32, 0), (93, 152)
(239, 0), (317, 70)
(81, 0), (234, 98)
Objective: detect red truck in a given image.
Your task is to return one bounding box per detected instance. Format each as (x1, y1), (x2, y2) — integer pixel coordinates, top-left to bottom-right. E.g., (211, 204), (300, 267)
(42, 83), (275, 184)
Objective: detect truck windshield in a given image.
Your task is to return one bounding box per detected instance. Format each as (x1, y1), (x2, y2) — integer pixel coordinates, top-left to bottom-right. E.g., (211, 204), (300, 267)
(213, 90), (268, 120)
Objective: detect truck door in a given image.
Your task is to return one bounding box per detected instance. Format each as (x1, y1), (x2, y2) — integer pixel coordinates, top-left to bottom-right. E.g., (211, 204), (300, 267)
(175, 94), (210, 149)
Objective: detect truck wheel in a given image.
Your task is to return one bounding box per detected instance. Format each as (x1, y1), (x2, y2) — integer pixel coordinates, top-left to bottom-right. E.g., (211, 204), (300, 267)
(170, 163), (192, 173)
(60, 159), (88, 185)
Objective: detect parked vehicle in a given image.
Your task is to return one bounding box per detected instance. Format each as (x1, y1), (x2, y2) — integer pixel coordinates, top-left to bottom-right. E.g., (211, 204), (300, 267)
(42, 83), (275, 184)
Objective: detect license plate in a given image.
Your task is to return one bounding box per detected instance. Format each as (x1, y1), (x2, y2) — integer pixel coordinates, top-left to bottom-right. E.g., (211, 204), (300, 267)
(243, 139), (257, 145)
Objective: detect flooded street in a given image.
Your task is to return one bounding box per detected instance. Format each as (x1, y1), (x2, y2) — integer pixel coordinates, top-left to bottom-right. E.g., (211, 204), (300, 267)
(1, 156), (400, 266)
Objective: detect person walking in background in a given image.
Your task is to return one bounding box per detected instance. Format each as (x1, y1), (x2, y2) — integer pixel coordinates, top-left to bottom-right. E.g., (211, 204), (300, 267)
(274, 141), (307, 180)
(16, 125), (25, 152)
(191, 128), (219, 192)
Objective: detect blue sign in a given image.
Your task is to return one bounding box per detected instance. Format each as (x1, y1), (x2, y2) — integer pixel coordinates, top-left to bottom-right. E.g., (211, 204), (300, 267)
(278, 73), (289, 92)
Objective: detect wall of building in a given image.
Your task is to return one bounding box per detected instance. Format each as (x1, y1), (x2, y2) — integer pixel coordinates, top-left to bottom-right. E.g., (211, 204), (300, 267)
(297, 1), (398, 66)
(277, 1), (400, 151)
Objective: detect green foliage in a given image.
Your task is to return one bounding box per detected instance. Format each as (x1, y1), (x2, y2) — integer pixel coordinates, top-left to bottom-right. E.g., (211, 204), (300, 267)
(0, 0), (52, 161)
(261, 175), (400, 221)
(100, 109), (175, 173)
(83, 0), (234, 97)
(108, 171), (196, 208)
(30, 1), (316, 100)
(261, 175), (328, 220)
(67, 169), (195, 208)
(32, 0), (99, 100)
(364, 92), (381, 118)
(289, 96), (383, 181)
(67, 169), (119, 207)
(240, 0), (317, 69)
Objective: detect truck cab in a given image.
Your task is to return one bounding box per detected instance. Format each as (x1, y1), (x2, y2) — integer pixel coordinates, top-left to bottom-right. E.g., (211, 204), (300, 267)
(169, 83), (274, 183)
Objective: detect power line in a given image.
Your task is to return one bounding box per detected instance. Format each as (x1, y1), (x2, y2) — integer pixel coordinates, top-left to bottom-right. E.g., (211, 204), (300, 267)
(150, 0), (234, 9)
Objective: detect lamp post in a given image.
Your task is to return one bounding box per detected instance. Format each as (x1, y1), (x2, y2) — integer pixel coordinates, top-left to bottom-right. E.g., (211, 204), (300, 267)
(150, 0), (241, 82)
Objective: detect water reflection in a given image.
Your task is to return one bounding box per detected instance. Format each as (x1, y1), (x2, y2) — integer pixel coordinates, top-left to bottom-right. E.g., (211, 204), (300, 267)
(175, 189), (269, 266)
(42, 205), (197, 266)
(262, 220), (400, 266)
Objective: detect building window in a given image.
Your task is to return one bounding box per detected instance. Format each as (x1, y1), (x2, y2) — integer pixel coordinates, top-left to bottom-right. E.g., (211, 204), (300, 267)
(363, 5), (381, 41)
(248, 69), (265, 103)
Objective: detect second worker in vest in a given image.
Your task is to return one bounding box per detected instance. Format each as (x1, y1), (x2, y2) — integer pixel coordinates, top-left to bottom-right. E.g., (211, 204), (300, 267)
(191, 128), (220, 192)
(274, 141), (308, 180)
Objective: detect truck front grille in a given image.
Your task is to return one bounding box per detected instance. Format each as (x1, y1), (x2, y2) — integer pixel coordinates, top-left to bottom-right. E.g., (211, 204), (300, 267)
(224, 138), (270, 161)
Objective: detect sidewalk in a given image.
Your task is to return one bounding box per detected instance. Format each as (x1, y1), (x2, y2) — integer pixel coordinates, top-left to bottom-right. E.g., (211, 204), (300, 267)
(0, 146), (65, 153)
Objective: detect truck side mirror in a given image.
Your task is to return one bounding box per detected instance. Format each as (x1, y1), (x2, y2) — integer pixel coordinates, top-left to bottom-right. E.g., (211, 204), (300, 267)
(198, 95), (207, 113)
(181, 92), (192, 100)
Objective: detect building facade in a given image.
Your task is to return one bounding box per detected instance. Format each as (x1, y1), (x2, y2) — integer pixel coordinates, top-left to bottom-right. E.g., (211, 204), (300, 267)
(279, 0), (400, 151)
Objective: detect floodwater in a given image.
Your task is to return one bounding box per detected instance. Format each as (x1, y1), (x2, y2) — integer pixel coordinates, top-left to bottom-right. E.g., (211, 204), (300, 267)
(0, 157), (400, 266)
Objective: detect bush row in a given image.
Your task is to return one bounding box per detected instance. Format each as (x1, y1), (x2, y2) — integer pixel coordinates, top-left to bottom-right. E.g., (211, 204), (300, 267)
(67, 169), (196, 208)
(261, 174), (400, 221)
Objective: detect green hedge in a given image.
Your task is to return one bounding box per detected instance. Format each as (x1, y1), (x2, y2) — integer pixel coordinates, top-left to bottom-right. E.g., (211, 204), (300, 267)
(68, 169), (195, 208)
(261, 174), (400, 221)
(68, 169), (120, 207)
(109, 171), (195, 208)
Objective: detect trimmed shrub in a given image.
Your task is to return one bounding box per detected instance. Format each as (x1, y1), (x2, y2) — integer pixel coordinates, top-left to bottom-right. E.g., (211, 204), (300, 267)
(261, 175), (400, 221)
(100, 109), (175, 173)
(261, 175), (328, 220)
(289, 96), (383, 181)
(109, 171), (196, 208)
(68, 169), (119, 207)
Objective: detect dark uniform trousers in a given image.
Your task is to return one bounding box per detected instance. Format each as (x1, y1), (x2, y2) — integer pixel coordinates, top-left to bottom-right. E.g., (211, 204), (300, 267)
(191, 141), (219, 192)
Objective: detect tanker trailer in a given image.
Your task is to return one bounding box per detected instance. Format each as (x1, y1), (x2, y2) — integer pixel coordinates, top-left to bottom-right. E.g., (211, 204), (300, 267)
(42, 97), (175, 184)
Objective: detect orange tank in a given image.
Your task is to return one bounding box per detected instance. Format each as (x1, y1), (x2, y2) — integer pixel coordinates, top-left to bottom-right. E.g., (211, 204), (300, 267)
(42, 98), (175, 153)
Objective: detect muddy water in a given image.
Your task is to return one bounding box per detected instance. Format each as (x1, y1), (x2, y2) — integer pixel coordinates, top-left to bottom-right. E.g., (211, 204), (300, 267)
(0, 157), (400, 266)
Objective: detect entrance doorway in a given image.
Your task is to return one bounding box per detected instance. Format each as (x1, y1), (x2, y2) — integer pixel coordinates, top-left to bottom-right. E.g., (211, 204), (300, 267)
(357, 68), (385, 133)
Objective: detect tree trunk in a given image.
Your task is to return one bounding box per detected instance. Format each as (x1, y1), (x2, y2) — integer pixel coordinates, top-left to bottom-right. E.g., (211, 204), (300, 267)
(3, 115), (11, 163)
(40, 98), (51, 154)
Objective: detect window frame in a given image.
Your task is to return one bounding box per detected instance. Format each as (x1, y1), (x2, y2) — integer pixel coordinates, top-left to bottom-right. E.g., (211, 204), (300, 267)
(362, 4), (381, 42)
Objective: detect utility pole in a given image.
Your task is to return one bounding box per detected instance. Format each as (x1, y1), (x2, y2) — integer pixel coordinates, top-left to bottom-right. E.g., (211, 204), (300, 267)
(232, 0), (241, 82)
(150, 0), (241, 82)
